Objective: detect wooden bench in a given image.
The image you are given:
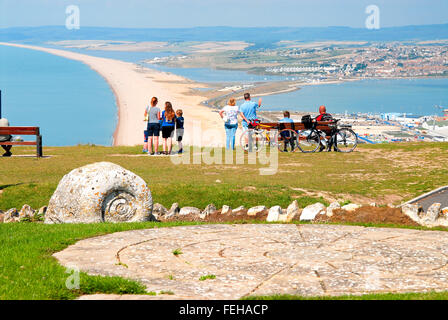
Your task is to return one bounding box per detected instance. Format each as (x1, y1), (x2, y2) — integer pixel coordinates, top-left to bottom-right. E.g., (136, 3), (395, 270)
(259, 121), (335, 134)
(0, 127), (43, 158)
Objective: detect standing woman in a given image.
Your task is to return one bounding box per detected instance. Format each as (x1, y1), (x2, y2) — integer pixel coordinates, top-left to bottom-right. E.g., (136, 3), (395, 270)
(161, 101), (177, 155)
(219, 98), (239, 150)
(144, 97), (161, 155)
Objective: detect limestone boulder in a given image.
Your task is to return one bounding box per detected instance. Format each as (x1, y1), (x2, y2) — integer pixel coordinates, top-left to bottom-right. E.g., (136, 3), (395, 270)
(4, 208), (19, 223)
(300, 203), (326, 221)
(153, 203), (168, 220)
(267, 206), (282, 222)
(326, 202), (341, 217)
(247, 206), (266, 216)
(341, 203), (362, 212)
(44, 162), (153, 224)
(179, 207), (201, 216)
(423, 203), (441, 223)
(279, 200), (299, 222)
(221, 205), (232, 215)
(19, 205), (35, 220)
(200, 204), (217, 219)
(401, 204), (421, 223)
(232, 206), (245, 214)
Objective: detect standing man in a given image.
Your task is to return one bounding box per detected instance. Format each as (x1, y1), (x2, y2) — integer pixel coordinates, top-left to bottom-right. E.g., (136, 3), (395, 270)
(239, 93), (262, 129)
(0, 118), (12, 157)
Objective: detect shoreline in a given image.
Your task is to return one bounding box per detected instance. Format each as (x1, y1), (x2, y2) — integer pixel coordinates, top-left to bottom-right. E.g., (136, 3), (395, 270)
(0, 42), (224, 147)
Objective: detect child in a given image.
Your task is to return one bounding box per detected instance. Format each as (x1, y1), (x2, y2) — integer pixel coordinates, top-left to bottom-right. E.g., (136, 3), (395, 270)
(161, 102), (177, 155)
(175, 109), (184, 154)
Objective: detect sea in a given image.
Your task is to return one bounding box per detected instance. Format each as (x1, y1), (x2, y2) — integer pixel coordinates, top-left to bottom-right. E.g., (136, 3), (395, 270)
(1, 44), (447, 146)
(0, 45), (116, 146)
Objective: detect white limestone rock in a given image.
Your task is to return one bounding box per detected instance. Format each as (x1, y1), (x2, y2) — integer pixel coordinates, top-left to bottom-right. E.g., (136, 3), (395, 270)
(247, 206), (267, 216)
(423, 203), (441, 223)
(326, 202), (341, 217)
(19, 204), (35, 220)
(341, 203), (362, 212)
(401, 204), (421, 223)
(232, 206), (245, 213)
(179, 207), (201, 216)
(300, 203), (326, 221)
(267, 206), (282, 222)
(221, 205), (232, 215)
(200, 204), (217, 219)
(44, 162), (154, 224)
(279, 200), (299, 222)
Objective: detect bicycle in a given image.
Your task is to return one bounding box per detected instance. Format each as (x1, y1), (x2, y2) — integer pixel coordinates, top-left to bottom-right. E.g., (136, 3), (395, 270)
(297, 119), (358, 153)
(240, 120), (300, 153)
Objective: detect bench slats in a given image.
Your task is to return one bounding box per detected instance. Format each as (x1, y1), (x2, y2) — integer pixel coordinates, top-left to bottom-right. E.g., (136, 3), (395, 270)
(0, 127), (40, 135)
(0, 141), (37, 146)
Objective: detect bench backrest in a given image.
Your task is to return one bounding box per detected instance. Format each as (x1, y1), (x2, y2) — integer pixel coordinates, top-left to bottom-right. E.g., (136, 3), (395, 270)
(260, 121), (334, 131)
(0, 127), (40, 135)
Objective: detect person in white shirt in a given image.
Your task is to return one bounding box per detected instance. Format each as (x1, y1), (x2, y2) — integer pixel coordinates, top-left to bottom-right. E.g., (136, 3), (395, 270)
(219, 98), (240, 150)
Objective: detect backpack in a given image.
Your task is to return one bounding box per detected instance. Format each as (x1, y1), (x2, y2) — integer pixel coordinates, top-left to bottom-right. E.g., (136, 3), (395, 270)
(301, 115), (313, 129)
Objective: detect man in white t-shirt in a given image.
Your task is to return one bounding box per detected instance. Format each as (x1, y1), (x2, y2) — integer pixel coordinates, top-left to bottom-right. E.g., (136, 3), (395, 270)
(219, 98), (240, 150)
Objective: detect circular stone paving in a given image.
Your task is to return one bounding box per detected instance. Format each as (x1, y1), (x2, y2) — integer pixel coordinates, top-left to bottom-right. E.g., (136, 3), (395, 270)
(55, 224), (448, 300)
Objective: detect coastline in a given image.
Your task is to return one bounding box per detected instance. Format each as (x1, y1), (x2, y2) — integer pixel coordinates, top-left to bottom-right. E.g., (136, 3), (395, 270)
(0, 42), (225, 147)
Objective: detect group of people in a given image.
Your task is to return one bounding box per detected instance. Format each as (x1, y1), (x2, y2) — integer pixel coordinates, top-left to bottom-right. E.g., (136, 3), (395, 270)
(219, 93), (333, 151)
(143, 97), (184, 156)
(219, 93), (262, 150)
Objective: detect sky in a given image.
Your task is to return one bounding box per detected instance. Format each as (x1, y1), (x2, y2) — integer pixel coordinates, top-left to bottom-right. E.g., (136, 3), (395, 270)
(0, 0), (447, 29)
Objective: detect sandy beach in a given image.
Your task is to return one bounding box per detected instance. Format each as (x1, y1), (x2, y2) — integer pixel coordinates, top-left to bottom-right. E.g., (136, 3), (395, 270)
(0, 42), (226, 147)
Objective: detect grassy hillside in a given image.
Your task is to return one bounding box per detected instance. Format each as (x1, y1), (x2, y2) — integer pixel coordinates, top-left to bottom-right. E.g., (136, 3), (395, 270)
(1, 143), (448, 211)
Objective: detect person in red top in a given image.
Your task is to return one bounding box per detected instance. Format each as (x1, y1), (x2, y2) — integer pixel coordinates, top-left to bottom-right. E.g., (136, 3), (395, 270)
(315, 105), (335, 152)
(315, 105), (332, 121)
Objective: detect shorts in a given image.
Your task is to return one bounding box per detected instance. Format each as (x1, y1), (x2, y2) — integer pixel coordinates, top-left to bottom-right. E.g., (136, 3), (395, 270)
(147, 123), (160, 137)
(161, 126), (175, 139)
(143, 130), (148, 142)
(242, 121), (249, 130)
(176, 129), (184, 142)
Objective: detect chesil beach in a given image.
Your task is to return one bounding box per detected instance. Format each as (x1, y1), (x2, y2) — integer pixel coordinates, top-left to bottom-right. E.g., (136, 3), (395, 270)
(0, 42), (225, 147)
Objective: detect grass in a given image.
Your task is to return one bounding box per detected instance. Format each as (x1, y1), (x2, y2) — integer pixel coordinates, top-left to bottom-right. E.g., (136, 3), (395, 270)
(172, 249), (183, 256)
(1, 143), (448, 212)
(199, 275), (216, 281)
(0, 221), (200, 300)
(2, 143), (448, 300)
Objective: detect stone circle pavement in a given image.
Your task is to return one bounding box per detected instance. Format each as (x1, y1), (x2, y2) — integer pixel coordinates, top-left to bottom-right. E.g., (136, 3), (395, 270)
(54, 224), (448, 300)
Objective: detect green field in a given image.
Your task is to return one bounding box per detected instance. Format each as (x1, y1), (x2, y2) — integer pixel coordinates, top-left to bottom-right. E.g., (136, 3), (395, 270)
(1, 143), (448, 300)
(1, 143), (448, 211)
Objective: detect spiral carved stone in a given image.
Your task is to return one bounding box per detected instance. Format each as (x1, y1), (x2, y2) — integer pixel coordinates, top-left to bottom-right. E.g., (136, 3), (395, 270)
(44, 162), (153, 224)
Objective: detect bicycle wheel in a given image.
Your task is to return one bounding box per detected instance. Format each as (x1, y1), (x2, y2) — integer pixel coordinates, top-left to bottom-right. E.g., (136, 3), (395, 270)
(277, 129), (299, 153)
(334, 128), (358, 153)
(297, 130), (320, 153)
(240, 129), (263, 152)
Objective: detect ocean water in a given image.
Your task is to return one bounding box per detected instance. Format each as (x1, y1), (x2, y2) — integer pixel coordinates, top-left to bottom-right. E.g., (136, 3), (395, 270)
(252, 78), (448, 116)
(0, 45), (116, 146)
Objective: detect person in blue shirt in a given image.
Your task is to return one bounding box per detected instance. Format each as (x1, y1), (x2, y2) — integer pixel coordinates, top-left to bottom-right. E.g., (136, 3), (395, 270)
(239, 93), (262, 129)
(279, 111), (294, 124)
(279, 111), (296, 152)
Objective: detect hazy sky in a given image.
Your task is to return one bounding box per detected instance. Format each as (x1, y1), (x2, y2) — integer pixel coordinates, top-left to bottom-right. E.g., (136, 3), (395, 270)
(1, 0), (447, 28)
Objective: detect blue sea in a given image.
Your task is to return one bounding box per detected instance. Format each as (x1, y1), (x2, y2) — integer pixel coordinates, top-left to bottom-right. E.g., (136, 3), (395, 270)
(0, 45), (116, 146)
(257, 78), (448, 116)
